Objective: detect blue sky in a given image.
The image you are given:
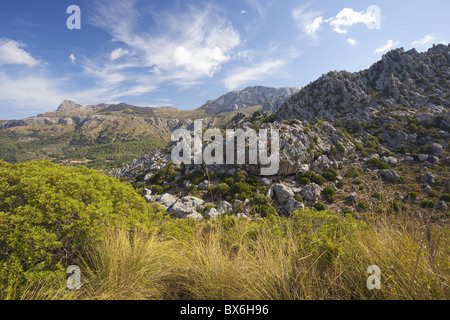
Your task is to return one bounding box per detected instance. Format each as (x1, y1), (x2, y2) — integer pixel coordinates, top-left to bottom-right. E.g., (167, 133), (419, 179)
(0, 0), (448, 119)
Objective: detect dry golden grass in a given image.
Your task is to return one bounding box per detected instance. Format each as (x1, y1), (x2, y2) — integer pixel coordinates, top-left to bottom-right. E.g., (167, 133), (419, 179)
(16, 210), (449, 300)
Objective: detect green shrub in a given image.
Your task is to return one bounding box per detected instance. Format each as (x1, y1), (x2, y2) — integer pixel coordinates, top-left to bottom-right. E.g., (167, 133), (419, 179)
(322, 168), (338, 181)
(234, 201), (244, 213)
(372, 192), (384, 200)
(345, 167), (360, 178)
(192, 172), (207, 185)
(420, 200), (435, 209)
(354, 141), (364, 153)
(231, 182), (253, 200)
(235, 170), (248, 183)
(440, 193), (450, 202)
(187, 185), (198, 193)
(428, 190), (438, 198)
(387, 201), (406, 213)
(300, 177), (311, 185)
(311, 174), (326, 185)
(313, 175), (326, 185)
(406, 192), (419, 201)
(150, 162), (178, 184)
(336, 180), (345, 189)
(323, 186), (336, 203)
(367, 158), (390, 170)
(357, 202), (368, 211)
(314, 202), (326, 211)
(152, 185), (164, 195)
(294, 195), (305, 204)
(0, 160), (163, 298)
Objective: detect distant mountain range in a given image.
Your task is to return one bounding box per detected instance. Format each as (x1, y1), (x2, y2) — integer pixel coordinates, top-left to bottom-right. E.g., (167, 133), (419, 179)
(0, 85), (298, 169)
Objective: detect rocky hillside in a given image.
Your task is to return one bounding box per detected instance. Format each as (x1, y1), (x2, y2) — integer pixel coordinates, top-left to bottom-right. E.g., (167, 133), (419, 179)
(200, 86), (299, 114)
(278, 44), (449, 123)
(113, 45), (449, 223)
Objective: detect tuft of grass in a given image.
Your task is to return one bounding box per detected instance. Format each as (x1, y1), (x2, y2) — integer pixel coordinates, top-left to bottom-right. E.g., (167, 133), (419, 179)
(78, 227), (178, 300)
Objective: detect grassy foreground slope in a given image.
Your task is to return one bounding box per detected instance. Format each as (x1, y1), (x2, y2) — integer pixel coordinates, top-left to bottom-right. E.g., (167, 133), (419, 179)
(0, 160), (448, 300)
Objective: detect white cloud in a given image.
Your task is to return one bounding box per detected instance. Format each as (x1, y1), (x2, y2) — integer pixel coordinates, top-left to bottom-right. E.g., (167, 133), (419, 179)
(69, 54), (76, 64)
(292, 5), (324, 38)
(0, 39), (40, 67)
(346, 38), (358, 46)
(0, 71), (65, 114)
(327, 8), (377, 34)
(110, 48), (129, 61)
(412, 34), (435, 47)
(241, 10), (246, 14)
(375, 40), (400, 53)
(92, 2), (240, 81)
(224, 60), (285, 90)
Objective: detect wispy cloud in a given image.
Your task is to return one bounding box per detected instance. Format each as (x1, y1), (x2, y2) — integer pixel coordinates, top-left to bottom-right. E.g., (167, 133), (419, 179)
(292, 4), (324, 38)
(375, 39), (400, 53)
(224, 59), (285, 90)
(0, 71), (65, 114)
(412, 34), (435, 48)
(0, 38), (40, 67)
(245, 0), (268, 18)
(110, 48), (129, 61)
(91, 1), (240, 81)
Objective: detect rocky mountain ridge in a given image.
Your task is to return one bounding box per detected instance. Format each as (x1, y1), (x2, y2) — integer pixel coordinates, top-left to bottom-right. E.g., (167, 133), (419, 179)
(278, 44), (449, 123)
(201, 86), (299, 114)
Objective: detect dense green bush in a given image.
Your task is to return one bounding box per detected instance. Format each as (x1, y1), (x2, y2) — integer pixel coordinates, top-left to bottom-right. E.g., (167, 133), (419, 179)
(372, 192), (384, 200)
(323, 186), (336, 203)
(440, 193), (450, 202)
(420, 200), (435, 209)
(357, 202), (368, 211)
(248, 193), (276, 218)
(0, 160), (164, 298)
(208, 183), (230, 200)
(322, 168), (339, 181)
(231, 182), (253, 200)
(367, 158), (390, 170)
(345, 167), (360, 178)
(152, 185), (170, 195)
(314, 202), (326, 211)
(187, 170), (206, 185)
(150, 162), (178, 184)
(300, 177), (311, 185)
(405, 192), (419, 202)
(298, 172), (326, 185)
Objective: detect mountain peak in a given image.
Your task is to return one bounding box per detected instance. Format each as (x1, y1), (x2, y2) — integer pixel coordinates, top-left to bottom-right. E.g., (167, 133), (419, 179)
(201, 86), (299, 114)
(57, 100), (83, 111)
